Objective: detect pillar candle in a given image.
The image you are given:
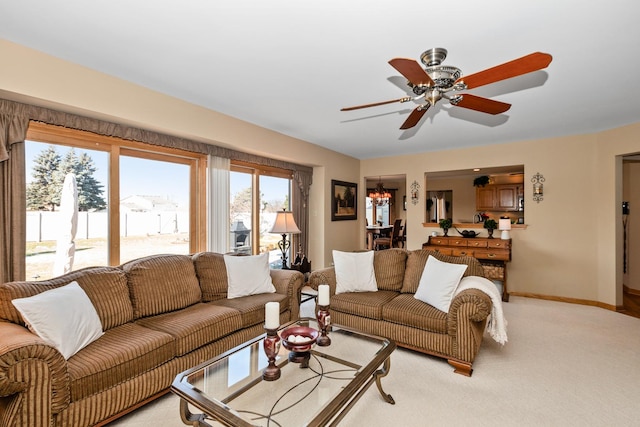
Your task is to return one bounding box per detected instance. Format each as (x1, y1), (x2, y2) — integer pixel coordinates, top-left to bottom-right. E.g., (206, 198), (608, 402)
(318, 284), (330, 306)
(265, 302), (280, 329)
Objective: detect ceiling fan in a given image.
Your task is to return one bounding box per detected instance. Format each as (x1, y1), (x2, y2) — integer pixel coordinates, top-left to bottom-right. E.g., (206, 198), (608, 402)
(341, 48), (552, 130)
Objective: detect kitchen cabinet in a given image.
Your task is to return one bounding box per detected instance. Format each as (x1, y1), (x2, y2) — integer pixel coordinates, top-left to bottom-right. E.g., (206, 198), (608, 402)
(476, 184), (521, 212)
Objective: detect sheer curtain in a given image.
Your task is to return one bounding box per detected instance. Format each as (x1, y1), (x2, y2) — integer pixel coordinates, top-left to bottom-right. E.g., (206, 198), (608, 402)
(0, 101), (30, 283)
(208, 155), (230, 253)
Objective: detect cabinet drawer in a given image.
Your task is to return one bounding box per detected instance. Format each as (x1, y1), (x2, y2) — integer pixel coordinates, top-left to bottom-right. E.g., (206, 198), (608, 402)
(429, 238), (450, 246)
(425, 246), (454, 256)
(452, 248), (474, 257)
(474, 250), (510, 261)
(486, 240), (510, 249)
(467, 240), (488, 248)
(448, 239), (467, 247)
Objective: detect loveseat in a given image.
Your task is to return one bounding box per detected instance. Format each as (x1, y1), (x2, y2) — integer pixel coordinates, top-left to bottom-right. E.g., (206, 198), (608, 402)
(0, 252), (304, 427)
(308, 249), (494, 376)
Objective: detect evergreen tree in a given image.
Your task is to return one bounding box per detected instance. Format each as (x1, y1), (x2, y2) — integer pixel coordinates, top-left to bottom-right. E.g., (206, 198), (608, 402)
(76, 153), (106, 211)
(26, 145), (107, 211)
(26, 146), (62, 211)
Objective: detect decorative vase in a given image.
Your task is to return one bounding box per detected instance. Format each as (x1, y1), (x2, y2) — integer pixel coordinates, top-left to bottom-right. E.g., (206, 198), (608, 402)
(487, 229), (494, 239)
(443, 228), (449, 237)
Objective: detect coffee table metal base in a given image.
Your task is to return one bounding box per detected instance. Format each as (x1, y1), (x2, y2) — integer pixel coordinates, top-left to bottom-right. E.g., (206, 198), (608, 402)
(172, 319), (396, 427)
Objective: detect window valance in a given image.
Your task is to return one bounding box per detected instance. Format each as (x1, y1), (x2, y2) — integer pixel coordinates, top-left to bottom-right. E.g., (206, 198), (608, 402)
(0, 98), (313, 177)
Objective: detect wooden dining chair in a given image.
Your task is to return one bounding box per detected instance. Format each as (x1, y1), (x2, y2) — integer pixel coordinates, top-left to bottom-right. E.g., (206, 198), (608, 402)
(394, 220), (406, 248)
(374, 218), (402, 250)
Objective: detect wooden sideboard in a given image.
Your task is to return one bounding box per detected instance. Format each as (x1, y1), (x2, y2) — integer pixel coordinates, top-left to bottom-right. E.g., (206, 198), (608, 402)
(422, 236), (511, 302)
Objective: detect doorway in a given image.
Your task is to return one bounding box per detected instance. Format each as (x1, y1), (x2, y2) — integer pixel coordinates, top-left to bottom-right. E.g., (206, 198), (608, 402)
(622, 155), (640, 317)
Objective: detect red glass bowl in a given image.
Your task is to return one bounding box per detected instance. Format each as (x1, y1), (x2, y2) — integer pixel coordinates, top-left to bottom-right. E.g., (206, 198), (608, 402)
(280, 326), (319, 352)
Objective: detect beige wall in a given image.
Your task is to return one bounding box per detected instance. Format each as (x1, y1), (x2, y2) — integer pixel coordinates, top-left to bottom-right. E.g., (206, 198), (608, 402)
(4, 39), (640, 306)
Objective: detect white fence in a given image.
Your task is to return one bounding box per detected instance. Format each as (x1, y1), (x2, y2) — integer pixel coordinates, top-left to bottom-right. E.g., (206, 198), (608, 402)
(26, 211), (189, 242)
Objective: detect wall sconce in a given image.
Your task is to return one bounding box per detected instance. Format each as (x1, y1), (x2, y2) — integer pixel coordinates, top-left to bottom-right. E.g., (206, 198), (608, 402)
(531, 172), (545, 203)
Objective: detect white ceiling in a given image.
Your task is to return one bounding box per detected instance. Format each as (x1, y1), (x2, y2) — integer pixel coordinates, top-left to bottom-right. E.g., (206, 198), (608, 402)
(2, 1), (639, 160)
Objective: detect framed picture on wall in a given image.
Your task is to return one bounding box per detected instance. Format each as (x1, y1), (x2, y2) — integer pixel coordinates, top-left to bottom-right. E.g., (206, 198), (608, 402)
(331, 180), (357, 221)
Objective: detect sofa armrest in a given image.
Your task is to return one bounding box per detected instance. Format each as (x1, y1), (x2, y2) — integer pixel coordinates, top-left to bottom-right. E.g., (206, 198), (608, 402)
(269, 269), (304, 320)
(446, 289), (492, 363)
(308, 268), (337, 295)
(0, 322), (69, 426)
(447, 288), (492, 325)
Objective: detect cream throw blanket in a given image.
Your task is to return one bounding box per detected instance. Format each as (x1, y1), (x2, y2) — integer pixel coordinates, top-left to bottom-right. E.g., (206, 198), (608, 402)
(455, 275), (508, 345)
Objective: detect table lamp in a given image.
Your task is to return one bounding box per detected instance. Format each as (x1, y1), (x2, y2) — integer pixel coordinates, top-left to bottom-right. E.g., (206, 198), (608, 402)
(499, 218), (512, 240)
(270, 209), (301, 269)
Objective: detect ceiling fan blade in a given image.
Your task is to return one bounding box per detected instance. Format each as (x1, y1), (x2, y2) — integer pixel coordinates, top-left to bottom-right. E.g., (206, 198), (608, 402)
(451, 94), (511, 115)
(388, 58), (434, 87)
(455, 52), (552, 89)
(400, 104), (430, 130)
(341, 97), (412, 111)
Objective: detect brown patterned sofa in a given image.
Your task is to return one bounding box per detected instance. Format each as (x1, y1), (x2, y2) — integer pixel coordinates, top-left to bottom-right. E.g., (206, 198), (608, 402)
(308, 249), (492, 376)
(0, 252), (303, 427)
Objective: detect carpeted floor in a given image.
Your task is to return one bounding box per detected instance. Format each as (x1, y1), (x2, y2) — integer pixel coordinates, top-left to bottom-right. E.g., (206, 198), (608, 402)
(109, 296), (640, 426)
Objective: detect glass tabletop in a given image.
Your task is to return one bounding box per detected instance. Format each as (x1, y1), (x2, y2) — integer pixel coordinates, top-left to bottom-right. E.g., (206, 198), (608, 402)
(171, 318), (395, 427)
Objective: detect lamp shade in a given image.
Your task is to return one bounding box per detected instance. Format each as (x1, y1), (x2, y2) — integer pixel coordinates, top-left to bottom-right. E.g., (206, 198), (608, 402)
(498, 218), (511, 231)
(270, 211), (301, 234)
(499, 218), (511, 240)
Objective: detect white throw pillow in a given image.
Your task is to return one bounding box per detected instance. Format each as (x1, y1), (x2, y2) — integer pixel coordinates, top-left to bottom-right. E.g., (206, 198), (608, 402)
(11, 281), (104, 360)
(333, 250), (378, 294)
(224, 253), (276, 299)
(414, 255), (468, 312)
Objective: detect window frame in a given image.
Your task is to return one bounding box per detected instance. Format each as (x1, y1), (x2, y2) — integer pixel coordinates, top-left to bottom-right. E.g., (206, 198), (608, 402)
(230, 160), (294, 255)
(26, 121), (208, 266)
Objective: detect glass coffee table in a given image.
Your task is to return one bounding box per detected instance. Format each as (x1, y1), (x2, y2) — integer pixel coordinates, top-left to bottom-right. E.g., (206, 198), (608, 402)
(171, 318), (396, 426)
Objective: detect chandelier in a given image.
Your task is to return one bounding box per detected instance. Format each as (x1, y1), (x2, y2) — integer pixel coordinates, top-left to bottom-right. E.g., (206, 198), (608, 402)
(369, 178), (392, 206)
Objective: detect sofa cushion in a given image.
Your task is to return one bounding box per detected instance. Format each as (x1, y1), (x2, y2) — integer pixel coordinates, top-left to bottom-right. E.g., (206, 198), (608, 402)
(135, 303), (243, 356)
(333, 250), (378, 294)
(402, 250), (484, 294)
(12, 281), (104, 360)
(192, 251), (228, 302)
(121, 254), (202, 318)
(373, 249), (407, 292)
(382, 294), (448, 334)
(210, 292), (289, 328)
(0, 266), (133, 330)
(330, 290), (399, 320)
(223, 253), (276, 299)
(66, 322), (175, 401)
(414, 255), (467, 313)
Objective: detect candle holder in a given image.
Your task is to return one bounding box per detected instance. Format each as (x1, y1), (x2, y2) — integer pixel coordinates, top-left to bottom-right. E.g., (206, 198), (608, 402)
(316, 305), (331, 346)
(262, 328), (281, 381)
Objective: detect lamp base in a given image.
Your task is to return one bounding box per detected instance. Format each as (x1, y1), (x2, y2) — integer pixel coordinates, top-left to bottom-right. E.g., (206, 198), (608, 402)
(278, 234), (290, 269)
(501, 230), (511, 240)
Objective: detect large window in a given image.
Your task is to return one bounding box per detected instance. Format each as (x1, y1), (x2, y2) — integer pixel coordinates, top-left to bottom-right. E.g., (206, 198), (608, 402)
(230, 162), (292, 268)
(25, 122), (207, 280)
